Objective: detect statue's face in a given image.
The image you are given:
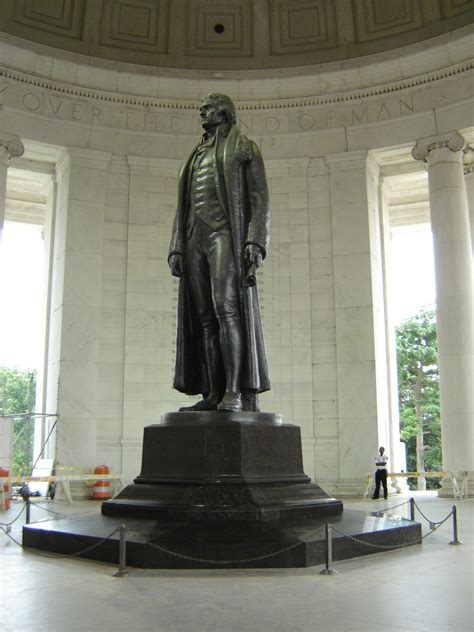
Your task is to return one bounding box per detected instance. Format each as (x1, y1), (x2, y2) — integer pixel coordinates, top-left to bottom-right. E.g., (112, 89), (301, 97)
(200, 99), (224, 130)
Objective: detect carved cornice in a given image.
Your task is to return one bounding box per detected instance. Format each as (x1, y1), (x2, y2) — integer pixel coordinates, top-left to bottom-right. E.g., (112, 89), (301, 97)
(412, 132), (467, 162)
(0, 60), (472, 112)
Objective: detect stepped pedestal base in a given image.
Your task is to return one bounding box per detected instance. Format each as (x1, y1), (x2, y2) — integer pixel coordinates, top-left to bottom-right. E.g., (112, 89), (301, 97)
(103, 411), (342, 521)
(22, 412), (421, 568)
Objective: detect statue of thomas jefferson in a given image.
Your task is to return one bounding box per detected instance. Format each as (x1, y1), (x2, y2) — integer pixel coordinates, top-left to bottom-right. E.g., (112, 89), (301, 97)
(168, 93), (270, 412)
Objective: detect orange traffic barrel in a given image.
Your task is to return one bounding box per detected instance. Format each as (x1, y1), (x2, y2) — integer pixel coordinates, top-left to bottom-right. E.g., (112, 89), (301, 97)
(91, 465), (111, 499)
(0, 468), (11, 510)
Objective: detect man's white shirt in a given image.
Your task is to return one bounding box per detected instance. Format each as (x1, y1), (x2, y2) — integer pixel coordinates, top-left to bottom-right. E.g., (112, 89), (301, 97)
(375, 453), (388, 470)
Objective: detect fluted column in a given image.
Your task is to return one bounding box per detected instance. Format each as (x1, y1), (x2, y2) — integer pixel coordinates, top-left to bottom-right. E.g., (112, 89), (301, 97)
(0, 137), (24, 243)
(412, 133), (474, 481)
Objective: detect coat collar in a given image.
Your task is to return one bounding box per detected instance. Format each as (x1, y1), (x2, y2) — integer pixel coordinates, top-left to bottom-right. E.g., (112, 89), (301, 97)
(201, 121), (232, 143)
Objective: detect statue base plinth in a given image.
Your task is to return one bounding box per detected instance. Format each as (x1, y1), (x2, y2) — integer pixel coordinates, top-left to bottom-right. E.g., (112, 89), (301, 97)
(23, 412), (421, 568)
(102, 411), (342, 522)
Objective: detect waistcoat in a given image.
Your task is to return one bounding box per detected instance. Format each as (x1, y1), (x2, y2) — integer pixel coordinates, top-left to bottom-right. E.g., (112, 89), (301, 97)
(186, 139), (228, 237)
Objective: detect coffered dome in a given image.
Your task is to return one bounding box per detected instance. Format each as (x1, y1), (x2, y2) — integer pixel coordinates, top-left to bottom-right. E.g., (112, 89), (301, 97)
(0, 0), (473, 71)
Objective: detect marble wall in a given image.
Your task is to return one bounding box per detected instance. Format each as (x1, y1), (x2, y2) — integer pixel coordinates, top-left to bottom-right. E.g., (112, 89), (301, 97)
(1, 27), (472, 493)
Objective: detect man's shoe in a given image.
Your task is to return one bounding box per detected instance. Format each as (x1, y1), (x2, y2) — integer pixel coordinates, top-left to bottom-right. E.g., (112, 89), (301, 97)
(372, 496), (379, 500)
(217, 391), (242, 412)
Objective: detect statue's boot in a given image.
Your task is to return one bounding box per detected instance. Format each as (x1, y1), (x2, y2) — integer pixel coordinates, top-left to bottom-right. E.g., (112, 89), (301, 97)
(179, 327), (223, 411)
(217, 316), (243, 412)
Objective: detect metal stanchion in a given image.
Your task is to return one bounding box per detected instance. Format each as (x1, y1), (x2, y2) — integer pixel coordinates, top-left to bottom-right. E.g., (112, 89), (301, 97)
(319, 523), (337, 576)
(449, 506), (462, 545)
(114, 524), (128, 577)
(409, 497), (415, 521)
(25, 498), (31, 525)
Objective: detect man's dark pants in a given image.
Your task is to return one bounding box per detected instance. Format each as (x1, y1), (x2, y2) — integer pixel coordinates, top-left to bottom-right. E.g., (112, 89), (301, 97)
(373, 469), (388, 499)
(185, 218), (243, 395)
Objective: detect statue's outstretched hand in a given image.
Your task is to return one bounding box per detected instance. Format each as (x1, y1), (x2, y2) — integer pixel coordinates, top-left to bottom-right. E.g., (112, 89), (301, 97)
(169, 254), (185, 277)
(244, 244), (263, 269)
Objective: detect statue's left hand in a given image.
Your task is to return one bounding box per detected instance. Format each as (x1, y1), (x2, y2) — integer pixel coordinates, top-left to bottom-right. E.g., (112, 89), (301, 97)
(244, 244), (263, 268)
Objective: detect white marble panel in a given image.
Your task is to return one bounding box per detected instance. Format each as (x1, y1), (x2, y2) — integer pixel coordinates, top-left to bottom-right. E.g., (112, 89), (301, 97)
(337, 362), (378, 419)
(333, 253), (373, 308)
(63, 253), (102, 307)
(67, 165), (109, 204)
(331, 202), (371, 256)
(100, 309), (125, 329)
(96, 400), (123, 419)
(56, 417), (97, 469)
(99, 345), (125, 364)
(98, 381), (123, 401)
(101, 291), (126, 310)
(104, 222), (128, 241)
(338, 416), (379, 479)
(57, 362), (98, 418)
(335, 307), (376, 363)
(98, 363), (123, 384)
(60, 305), (100, 363)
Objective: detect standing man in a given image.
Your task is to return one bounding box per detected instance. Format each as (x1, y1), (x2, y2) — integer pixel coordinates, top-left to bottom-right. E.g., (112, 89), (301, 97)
(372, 446), (389, 499)
(168, 93), (270, 412)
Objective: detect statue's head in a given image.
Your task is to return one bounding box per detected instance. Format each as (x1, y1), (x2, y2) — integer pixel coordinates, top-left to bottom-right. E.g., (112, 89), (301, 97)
(201, 93), (236, 127)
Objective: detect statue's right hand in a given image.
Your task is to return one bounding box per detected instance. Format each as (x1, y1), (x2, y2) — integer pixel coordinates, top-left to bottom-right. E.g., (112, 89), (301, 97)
(169, 254), (185, 277)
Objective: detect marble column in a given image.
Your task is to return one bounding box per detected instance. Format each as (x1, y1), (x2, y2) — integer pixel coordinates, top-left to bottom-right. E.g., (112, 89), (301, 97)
(0, 137), (24, 243)
(464, 150), (474, 257)
(325, 150), (392, 495)
(47, 147), (112, 474)
(412, 133), (474, 488)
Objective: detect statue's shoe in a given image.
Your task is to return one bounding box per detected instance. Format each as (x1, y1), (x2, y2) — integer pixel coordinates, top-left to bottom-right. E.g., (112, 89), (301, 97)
(217, 391), (242, 412)
(179, 396), (220, 411)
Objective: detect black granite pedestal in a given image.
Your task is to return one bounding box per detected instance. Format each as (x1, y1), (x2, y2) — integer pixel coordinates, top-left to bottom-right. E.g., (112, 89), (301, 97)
(22, 412), (422, 568)
(103, 411), (342, 522)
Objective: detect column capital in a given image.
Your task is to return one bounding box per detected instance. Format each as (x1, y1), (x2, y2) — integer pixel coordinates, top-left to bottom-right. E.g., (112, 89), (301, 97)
(412, 132), (467, 162)
(463, 147), (474, 176)
(0, 137), (25, 161)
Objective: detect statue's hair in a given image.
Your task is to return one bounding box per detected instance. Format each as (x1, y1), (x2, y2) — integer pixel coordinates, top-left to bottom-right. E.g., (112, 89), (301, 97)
(203, 93), (236, 125)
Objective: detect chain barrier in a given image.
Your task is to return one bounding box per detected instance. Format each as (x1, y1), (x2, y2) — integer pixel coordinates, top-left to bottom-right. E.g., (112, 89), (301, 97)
(32, 502), (67, 518)
(412, 500), (449, 525)
(420, 510), (454, 539)
(377, 499), (411, 512)
(1, 497), (461, 575)
(0, 503), (27, 527)
(126, 525), (323, 565)
(331, 525), (415, 551)
(0, 523), (121, 559)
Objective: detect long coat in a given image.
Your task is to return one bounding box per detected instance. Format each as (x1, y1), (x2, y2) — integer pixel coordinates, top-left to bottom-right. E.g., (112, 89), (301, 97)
(168, 123), (271, 395)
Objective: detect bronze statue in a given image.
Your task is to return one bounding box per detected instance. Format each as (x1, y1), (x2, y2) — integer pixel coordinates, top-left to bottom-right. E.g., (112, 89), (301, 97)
(168, 93), (270, 412)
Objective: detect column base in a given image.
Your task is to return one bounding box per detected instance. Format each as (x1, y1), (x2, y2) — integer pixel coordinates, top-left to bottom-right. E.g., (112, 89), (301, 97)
(438, 471), (474, 498)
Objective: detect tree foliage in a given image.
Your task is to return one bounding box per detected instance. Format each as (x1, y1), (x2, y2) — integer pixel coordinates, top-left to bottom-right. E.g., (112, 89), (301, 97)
(396, 309), (441, 489)
(0, 367), (36, 476)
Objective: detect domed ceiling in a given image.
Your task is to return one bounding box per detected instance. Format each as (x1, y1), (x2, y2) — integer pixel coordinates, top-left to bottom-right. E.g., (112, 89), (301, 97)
(0, 0), (473, 71)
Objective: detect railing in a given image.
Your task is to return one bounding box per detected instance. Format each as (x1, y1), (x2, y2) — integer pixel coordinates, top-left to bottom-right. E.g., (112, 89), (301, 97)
(0, 473), (125, 503)
(364, 471), (469, 500)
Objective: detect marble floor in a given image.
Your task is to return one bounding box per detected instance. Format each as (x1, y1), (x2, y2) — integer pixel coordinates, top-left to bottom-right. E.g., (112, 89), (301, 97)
(1, 492), (472, 632)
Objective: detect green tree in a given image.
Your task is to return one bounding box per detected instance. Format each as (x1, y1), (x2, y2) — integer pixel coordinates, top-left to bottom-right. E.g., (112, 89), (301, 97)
(0, 367), (36, 476)
(396, 309), (441, 490)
